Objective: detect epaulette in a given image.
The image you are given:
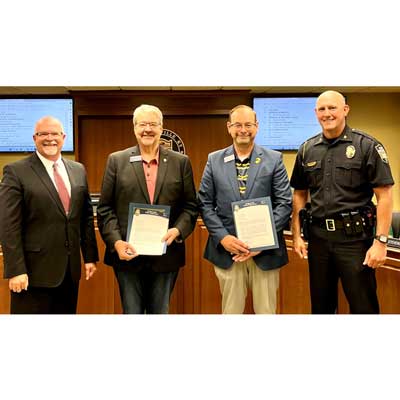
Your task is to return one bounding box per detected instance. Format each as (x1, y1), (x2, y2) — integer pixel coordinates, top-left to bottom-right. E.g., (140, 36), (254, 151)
(306, 132), (322, 143)
(301, 132), (322, 160)
(351, 128), (378, 143)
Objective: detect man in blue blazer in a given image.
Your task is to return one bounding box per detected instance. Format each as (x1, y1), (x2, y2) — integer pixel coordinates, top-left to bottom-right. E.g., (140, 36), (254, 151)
(198, 105), (292, 314)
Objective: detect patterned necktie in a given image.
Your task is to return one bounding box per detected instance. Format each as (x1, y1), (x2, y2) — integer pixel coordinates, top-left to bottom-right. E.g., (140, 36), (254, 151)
(53, 162), (70, 214)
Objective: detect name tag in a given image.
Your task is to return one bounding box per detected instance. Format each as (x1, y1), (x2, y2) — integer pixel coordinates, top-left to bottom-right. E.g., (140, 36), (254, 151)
(130, 155), (142, 162)
(224, 154), (235, 163)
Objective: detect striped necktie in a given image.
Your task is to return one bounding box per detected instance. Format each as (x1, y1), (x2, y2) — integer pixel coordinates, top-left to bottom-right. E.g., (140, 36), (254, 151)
(53, 162), (70, 214)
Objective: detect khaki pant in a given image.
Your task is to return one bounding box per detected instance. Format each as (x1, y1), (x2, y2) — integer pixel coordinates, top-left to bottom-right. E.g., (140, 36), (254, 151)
(214, 258), (279, 314)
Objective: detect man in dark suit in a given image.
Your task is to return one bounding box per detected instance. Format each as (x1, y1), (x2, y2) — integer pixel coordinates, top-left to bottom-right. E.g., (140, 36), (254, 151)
(0, 116), (98, 314)
(198, 105), (292, 314)
(97, 104), (198, 314)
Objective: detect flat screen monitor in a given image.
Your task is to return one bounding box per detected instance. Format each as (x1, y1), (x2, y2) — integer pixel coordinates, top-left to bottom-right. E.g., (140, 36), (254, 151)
(253, 96), (321, 151)
(0, 98), (74, 152)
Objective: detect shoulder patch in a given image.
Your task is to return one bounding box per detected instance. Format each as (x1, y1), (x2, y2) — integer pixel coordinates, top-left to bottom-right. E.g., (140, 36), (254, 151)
(375, 144), (389, 163)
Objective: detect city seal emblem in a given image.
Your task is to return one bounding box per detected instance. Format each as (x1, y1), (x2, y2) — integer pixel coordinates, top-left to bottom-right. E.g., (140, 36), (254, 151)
(160, 129), (186, 155)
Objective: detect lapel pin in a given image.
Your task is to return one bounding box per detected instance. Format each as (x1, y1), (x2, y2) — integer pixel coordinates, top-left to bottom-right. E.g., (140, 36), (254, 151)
(163, 158), (167, 162)
(255, 157), (261, 164)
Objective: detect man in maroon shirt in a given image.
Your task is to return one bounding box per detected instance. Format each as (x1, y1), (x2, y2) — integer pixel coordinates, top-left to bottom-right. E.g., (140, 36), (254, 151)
(97, 104), (198, 314)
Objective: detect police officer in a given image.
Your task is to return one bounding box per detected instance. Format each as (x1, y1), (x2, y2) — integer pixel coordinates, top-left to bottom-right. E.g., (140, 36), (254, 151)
(290, 90), (394, 314)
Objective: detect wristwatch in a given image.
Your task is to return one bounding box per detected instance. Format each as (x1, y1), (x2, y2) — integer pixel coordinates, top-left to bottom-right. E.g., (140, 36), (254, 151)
(375, 234), (388, 244)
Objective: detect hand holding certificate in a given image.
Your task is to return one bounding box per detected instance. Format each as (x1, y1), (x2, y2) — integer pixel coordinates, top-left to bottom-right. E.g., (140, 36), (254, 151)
(126, 203), (171, 256)
(232, 197), (278, 252)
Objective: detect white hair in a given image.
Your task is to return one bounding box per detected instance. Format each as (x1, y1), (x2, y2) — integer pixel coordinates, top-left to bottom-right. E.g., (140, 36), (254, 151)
(133, 104), (163, 126)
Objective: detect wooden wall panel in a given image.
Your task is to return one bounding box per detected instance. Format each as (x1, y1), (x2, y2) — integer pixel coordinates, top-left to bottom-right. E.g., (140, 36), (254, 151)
(76, 227), (121, 314)
(338, 283), (350, 314)
(198, 224), (222, 314)
(78, 117), (134, 193)
(163, 116), (231, 188)
(169, 232), (195, 314)
(278, 249), (311, 314)
(376, 266), (400, 313)
(73, 91), (252, 118)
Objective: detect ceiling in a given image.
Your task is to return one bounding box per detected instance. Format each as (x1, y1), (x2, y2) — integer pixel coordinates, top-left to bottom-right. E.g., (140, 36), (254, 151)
(0, 86), (399, 95)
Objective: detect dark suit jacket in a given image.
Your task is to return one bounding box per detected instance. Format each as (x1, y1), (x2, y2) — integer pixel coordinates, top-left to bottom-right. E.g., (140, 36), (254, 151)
(0, 153), (99, 287)
(198, 144), (292, 270)
(97, 146), (198, 272)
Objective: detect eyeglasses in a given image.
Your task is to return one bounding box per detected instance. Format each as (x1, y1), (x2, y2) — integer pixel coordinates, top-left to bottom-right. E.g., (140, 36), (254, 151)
(228, 122), (257, 130)
(35, 132), (63, 138)
(136, 122), (161, 129)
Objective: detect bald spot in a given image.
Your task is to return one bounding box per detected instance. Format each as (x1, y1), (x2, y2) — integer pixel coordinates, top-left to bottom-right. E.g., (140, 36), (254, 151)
(35, 116), (64, 133)
(316, 90), (346, 108)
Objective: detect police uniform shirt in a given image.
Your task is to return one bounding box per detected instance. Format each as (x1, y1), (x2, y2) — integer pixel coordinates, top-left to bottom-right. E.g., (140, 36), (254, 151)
(290, 125), (394, 218)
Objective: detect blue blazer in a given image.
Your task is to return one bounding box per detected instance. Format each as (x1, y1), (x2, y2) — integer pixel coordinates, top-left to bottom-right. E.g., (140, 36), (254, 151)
(198, 144), (292, 270)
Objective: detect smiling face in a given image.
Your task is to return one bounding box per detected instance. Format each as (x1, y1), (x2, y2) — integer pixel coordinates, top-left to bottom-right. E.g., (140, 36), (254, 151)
(33, 117), (65, 161)
(315, 91), (350, 138)
(227, 106), (258, 150)
(133, 110), (163, 151)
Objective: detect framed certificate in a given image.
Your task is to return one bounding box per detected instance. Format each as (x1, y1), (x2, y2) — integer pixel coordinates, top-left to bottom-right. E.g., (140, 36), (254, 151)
(231, 197), (278, 251)
(126, 203), (171, 256)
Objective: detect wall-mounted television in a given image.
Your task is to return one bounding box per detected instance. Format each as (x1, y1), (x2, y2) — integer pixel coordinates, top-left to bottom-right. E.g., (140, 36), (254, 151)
(253, 96), (321, 151)
(0, 98), (74, 152)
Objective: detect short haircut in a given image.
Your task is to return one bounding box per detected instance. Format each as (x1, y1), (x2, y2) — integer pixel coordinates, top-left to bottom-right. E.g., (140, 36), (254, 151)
(228, 105), (257, 122)
(133, 104), (163, 126)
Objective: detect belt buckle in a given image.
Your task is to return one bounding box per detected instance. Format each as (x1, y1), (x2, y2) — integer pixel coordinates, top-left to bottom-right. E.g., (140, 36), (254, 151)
(326, 219), (336, 231)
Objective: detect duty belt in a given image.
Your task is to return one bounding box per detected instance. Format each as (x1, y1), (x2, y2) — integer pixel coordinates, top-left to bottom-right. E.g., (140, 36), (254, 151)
(310, 209), (374, 235)
(311, 217), (346, 231)
(311, 217), (365, 234)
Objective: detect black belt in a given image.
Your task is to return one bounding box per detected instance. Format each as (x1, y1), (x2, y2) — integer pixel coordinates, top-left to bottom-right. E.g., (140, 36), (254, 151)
(311, 217), (347, 231)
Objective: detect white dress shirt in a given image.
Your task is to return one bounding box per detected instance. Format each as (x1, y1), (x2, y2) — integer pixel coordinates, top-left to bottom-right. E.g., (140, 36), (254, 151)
(36, 151), (71, 197)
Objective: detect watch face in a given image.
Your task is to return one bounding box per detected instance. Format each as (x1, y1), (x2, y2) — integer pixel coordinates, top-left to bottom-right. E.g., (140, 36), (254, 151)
(377, 235), (388, 243)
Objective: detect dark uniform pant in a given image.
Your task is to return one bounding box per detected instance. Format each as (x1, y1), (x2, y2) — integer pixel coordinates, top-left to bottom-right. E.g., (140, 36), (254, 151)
(308, 233), (379, 314)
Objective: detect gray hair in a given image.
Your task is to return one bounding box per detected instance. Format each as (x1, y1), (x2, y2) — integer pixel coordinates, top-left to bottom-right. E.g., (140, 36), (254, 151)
(133, 104), (163, 126)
